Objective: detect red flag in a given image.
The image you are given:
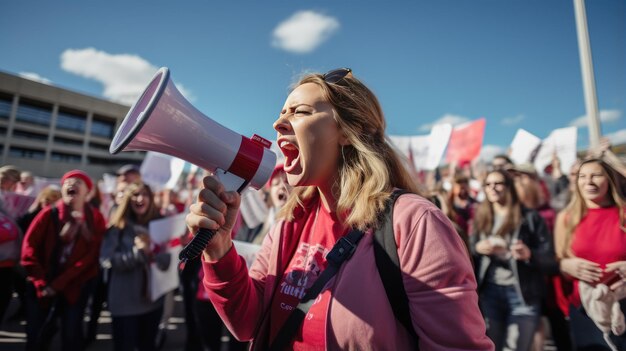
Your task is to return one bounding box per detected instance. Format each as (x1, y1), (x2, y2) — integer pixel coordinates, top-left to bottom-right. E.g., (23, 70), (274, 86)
(445, 118), (486, 164)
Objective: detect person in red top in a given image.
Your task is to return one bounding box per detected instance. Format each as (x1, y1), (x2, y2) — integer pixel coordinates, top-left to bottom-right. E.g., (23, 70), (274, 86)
(20, 169), (106, 351)
(555, 158), (626, 349)
(186, 68), (493, 350)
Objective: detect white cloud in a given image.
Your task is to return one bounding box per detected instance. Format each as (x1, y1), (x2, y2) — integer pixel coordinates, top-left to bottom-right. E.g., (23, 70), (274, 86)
(418, 113), (470, 132)
(478, 144), (506, 162)
(272, 11), (340, 54)
(569, 109), (622, 128)
(60, 47), (194, 105)
(19, 72), (52, 85)
(606, 128), (626, 145)
(501, 114), (524, 126)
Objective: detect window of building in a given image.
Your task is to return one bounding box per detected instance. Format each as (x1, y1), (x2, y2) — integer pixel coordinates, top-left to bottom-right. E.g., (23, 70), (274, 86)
(51, 151), (82, 163)
(12, 129), (48, 141)
(9, 146), (46, 160)
(56, 109), (86, 133)
(88, 141), (110, 151)
(91, 116), (115, 138)
(88, 156), (119, 166)
(16, 100), (52, 126)
(0, 94), (12, 119)
(54, 136), (84, 147)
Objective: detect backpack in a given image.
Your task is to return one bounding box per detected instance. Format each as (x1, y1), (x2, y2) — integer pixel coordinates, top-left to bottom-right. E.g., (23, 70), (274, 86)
(373, 189), (420, 348)
(269, 190), (421, 350)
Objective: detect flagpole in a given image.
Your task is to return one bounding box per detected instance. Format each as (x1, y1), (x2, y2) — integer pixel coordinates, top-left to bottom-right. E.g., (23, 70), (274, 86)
(573, 0), (602, 148)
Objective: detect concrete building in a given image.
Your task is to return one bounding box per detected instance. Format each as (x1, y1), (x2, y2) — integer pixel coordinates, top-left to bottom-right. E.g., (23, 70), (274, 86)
(0, 70), (144, 179)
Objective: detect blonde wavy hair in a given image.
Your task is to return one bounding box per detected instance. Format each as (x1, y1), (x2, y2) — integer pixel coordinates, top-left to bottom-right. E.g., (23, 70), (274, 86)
(556, 158), (626, 258)
(278, 72), (421, 231)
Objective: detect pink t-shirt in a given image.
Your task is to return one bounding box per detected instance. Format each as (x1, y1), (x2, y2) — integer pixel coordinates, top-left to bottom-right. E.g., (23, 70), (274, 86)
(268, 202), (348, 350)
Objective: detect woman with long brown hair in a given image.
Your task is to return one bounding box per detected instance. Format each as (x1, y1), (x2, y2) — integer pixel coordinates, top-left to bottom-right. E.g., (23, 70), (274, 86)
(471, 169), (557, 351)
(100, 182), (166, 351)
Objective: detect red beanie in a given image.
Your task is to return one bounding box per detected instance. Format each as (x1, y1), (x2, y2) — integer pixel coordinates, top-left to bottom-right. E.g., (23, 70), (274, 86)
(266, 164), (285, 189)
(61, 169), (93, 192)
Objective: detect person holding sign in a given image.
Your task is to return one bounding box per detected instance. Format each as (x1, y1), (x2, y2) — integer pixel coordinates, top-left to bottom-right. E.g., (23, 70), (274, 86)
(186, 68), (492, 350)
(554, 158), (626, 350)
(100, 182), (167, 351)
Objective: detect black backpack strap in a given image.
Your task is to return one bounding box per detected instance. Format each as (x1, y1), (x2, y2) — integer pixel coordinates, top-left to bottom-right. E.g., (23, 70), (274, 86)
(269, 229), (364, 351)
(373, 189), (420, 346)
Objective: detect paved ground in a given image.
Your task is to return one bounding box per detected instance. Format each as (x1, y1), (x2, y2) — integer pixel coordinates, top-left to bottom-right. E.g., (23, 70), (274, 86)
(0, 293), (192, 351)
(1, 292), (558, 351)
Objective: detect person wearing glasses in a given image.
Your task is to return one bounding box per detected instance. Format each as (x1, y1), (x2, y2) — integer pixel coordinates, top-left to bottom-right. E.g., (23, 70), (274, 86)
(470, 169), (557, 351)
(186, 68), (493, 350)
(554, 158), (626, 350)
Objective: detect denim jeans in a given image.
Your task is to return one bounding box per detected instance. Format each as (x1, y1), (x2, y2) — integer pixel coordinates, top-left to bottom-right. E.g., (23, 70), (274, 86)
(480, 283), (541, 351)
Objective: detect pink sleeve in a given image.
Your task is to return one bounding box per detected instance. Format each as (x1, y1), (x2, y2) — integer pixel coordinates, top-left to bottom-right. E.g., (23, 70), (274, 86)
(395, 196), (494, 350)
(201, 225), (277, 341)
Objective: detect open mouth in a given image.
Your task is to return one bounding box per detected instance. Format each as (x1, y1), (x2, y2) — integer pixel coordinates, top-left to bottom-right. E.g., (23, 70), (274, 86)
(67, 188), (77, 196)
(279, 140), (300, 172)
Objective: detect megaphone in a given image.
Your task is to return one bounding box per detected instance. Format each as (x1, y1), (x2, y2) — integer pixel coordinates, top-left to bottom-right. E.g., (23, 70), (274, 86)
(110, 67), (276, 264)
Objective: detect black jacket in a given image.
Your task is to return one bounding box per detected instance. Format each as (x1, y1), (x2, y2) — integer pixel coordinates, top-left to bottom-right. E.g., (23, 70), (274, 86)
(470, 208), (559, 304)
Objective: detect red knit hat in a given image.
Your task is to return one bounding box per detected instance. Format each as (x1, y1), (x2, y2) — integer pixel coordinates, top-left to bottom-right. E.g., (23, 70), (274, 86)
(61, 169), (93, 192)
(265, 164), (286, 189)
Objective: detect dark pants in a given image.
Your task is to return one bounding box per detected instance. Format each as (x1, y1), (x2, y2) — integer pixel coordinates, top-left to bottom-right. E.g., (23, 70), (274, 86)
(179, 257), (202, 351)
(86, 269), (108, 342)
(480, 283), (541, 351)
(111, 305), (163, 351)
(0, 267), (14, 324)
(569, 303), (626, 351)
(195, 299), (248, 351)
(24, 282), (90, 351)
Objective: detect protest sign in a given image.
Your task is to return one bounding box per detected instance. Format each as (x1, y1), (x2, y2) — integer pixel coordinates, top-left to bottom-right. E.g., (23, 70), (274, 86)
(509, 129), (542, 165)
(445, 118), (486, 164)
(233, 240), (262, 269)
(425, 124), (453, 170)
(148, 212), (187, 301)
(533, 126), (578, 176)
(0, 192), (35, 219)
(140, 151), (186, 191)
(389, 123), (452, 171)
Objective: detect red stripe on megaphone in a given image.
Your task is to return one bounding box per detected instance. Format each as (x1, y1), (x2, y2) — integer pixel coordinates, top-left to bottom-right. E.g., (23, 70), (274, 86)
(228, 136), (263, 182)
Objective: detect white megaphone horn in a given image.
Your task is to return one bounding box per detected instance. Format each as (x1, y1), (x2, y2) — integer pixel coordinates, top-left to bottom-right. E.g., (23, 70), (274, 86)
(110, 67), (276, 264)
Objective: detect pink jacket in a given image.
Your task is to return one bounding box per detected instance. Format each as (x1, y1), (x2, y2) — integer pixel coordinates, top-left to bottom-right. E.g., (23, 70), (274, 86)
(202, 194), (494, 350)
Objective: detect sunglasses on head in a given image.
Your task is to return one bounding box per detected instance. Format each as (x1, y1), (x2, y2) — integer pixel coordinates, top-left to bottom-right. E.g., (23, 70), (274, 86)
(322, 68), (352, 84)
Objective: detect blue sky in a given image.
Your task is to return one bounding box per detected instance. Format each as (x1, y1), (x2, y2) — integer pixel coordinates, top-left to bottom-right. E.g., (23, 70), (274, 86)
(1, 1), (624, 160)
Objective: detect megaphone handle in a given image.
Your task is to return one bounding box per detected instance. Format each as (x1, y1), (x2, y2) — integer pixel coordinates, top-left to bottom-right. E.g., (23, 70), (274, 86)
(178, 227), (216, 262)
(178, 170), (250, 269)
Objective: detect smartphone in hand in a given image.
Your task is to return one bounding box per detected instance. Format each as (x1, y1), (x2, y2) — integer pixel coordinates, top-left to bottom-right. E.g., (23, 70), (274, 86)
(595, 271), (622, 288)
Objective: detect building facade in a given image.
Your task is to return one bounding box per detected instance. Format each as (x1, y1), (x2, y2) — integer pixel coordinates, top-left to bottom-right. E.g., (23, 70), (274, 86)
(0, 70), (144, 179)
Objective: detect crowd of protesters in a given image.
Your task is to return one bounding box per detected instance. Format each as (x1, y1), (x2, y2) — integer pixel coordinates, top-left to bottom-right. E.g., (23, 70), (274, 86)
(1, 64), (625, 351)
(0, 134), (625, 351)
(0, 162), (293, 351)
